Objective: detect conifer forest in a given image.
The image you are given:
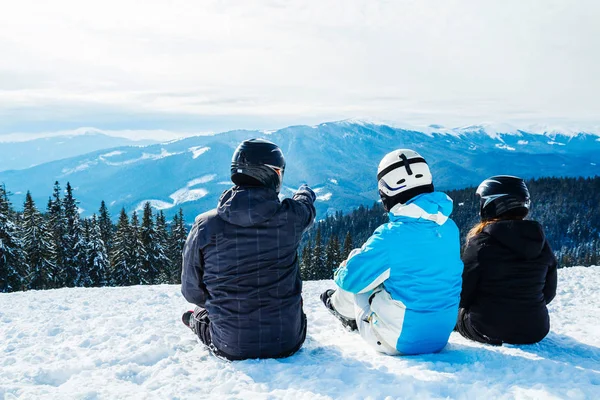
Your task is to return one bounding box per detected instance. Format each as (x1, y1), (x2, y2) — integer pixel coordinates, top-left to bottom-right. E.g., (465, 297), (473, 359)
(1, 176), (598, 292)
(0, 182), (188, 293)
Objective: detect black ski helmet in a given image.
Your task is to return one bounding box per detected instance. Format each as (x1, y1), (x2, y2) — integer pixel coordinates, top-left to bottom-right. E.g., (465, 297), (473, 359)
(231, 138), (285, 193)
(476, 175), (531, 221)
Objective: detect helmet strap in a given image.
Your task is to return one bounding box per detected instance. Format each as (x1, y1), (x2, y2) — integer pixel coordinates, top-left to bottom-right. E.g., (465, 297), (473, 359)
(380, 184), (434, 211)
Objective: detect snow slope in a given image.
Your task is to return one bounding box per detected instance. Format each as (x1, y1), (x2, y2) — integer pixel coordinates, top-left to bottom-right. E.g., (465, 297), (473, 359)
(1, 267), (599, 399)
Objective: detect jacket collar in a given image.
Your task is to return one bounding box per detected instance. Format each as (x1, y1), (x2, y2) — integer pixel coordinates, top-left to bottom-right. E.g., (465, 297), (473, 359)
(388, 192), (452, 225)
(217, 186), (280, 227)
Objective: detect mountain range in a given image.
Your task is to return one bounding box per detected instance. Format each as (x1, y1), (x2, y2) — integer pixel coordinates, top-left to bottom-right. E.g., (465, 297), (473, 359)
(0, 131), (157, 172)
(0, 121), (598, 222)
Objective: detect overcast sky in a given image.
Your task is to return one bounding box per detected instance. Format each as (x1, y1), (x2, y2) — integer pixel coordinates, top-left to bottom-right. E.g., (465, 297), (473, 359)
(1, 0), (599, 139)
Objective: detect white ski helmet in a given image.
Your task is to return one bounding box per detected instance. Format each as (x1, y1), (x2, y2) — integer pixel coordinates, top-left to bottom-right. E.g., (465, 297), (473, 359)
(377, 149), (434, 210)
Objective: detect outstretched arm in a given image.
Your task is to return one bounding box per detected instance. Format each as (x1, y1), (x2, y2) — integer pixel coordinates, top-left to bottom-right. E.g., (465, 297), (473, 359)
(181, 223), (209, 307)
(334, 228), (389, 294)
(288, 184), (317, 231)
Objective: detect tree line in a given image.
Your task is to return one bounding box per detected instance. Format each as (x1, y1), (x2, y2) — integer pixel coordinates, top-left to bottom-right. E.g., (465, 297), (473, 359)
(3, 176), (598, 291)
(300, 176), (600, 280)
(0, 182), (188, 293)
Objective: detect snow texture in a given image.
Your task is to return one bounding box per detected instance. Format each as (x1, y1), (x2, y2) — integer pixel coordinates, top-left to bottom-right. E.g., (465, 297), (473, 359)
(187, 175), (216, 187)
(169, 188), (208, 205)
(495, 144), (516, 151)
(102, 149), (183, 167)
(189, 146), (210, 159)
(62, 149), (185, 174)
(100, 151), (124, 159)
(134, 199), (174, 212)
(316, 193), (333, 201)
(135, 178), (212, 211)
(0, 267), (599, 399)
(61, 161), (96, 176)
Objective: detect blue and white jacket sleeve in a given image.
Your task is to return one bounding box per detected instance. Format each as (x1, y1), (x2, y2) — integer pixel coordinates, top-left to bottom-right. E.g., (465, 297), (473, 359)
(334, 227), (390, 294)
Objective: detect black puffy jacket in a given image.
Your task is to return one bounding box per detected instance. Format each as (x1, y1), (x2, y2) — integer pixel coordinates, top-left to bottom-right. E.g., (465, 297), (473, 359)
(181, 184), (315, 359)
(460, 220), (558, 344)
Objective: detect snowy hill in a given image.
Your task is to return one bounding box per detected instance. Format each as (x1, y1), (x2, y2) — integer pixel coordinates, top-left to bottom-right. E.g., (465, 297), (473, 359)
(0, 121), (599, 222)
(1, 266), (599, 399)
(0, 131), (156, 172)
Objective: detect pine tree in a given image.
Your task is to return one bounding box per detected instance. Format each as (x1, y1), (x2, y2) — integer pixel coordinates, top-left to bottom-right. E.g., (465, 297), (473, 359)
(324, 235), (340, 278)
(311, 227), (327, 280)
(75, 218), (92, 287)
(168, 208), (187, 284)
(140, 202), (157, 284)
(21, 192), (55, 290)
(63, 182), (84, 287)
(140, 203), (169, 284)
(46, 182), (65, 288)
(341, 231), (354, 262)
(98, 201), (113, 258)
(300, 241), (313, 281)
(86, 215), (110, 287)
(0, 184), (27, 292)
(129, 211), (146, 285)
(111, 208), (131, 286)
(155, 210), (172, 283)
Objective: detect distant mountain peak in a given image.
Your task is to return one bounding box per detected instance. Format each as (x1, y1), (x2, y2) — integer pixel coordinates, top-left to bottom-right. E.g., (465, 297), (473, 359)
(323, 119), (600, 139)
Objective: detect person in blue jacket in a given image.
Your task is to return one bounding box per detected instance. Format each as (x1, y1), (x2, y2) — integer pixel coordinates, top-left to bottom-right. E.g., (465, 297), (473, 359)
(321, 149), (463, 355)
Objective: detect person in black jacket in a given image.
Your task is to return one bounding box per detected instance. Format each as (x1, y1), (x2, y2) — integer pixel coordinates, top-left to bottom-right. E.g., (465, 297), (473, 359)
(457, 175), (558, 345)
(180, 138), (316, 360)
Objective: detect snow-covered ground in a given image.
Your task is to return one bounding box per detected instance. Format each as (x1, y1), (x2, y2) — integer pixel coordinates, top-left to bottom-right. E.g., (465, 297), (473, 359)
(1, 267), (599, 400)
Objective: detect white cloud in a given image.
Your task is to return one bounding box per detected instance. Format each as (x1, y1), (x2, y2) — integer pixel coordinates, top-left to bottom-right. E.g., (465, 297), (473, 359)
(1, 0), (599, 134)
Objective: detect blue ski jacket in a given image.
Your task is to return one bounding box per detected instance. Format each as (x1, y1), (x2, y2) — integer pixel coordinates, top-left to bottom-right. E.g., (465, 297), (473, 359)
(334, 192), (463, 355)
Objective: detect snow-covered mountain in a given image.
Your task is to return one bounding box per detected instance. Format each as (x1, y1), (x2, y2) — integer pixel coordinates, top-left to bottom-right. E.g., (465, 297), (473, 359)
(0, 121), (598, 222)
(0, 131), (157, 172)
(0, 266), (598, 399)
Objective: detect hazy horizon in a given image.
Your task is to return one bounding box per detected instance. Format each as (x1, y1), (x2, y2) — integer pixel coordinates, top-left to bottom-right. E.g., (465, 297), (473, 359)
(1, 0), (599, 139)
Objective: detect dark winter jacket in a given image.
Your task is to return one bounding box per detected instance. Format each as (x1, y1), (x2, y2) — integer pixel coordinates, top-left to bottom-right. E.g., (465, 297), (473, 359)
(181, 184), (316, 359)
(460, 220), (558, 344)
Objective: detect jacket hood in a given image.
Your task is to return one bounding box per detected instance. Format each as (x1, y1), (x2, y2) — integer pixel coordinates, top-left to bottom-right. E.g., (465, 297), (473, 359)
(388, 191), (453, 225)
(217, 186), (280, 227)
(483, 220), (547, 259)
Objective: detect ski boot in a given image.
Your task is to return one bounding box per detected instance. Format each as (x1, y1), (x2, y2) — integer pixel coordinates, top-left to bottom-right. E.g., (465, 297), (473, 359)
(320, 289), (358, 331)
(182, 310), (194, 330)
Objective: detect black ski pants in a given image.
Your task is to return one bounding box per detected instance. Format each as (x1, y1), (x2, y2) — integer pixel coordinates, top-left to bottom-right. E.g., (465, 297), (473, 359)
(455, 308), (502, 346)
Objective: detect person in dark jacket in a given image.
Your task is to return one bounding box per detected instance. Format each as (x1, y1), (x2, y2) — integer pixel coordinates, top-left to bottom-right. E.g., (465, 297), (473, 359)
(456, 175), (558, 345)
(181, 138), (316, 360)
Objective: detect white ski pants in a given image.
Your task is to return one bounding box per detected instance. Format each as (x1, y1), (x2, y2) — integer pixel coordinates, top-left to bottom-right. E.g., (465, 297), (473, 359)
(331, 288), (399, 355)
